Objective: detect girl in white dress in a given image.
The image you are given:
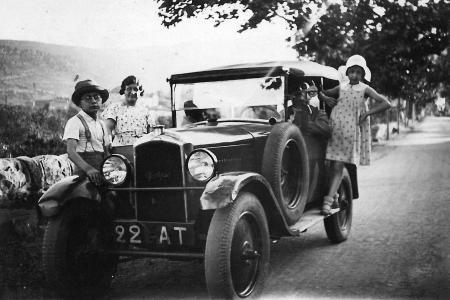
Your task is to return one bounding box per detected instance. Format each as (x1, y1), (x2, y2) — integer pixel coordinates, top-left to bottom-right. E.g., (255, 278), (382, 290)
(319, 55), (391, 215)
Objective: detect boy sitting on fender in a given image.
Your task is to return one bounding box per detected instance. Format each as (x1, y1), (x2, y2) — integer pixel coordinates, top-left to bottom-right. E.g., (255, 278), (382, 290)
(63, 79), (111, 186)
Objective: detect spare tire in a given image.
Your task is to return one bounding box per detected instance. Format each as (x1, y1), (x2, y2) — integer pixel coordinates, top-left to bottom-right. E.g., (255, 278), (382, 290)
(262, 123), (309, 225)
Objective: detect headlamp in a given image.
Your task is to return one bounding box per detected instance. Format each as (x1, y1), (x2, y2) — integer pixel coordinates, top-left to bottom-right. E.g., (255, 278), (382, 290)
(187, 149), (217, 182)
(101, 154), (131, 185)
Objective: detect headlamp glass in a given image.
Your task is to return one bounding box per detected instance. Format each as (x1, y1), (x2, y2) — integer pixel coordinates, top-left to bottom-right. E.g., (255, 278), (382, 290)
(102, 155), (129, 185)
(187, 150), (216, 182)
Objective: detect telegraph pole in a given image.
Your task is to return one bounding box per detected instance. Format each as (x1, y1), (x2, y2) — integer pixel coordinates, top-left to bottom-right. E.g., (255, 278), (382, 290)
(397, 98), (400, 134)
(386, 110), (390, 140)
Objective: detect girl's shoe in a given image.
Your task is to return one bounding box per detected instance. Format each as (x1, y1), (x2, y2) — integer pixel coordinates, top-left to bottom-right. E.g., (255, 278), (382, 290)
(331, 193), (340, 209)
(321, 195), (334, 216)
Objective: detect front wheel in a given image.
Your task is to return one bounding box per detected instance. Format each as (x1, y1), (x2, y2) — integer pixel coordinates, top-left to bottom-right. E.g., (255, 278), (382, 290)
(205, 192), (270, 299)
(42, 200), (117, 297)
(324, 168), (353, 243)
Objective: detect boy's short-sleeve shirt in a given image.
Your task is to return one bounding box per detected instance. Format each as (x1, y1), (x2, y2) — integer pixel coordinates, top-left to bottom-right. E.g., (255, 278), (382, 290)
(63, 110), (110, 152)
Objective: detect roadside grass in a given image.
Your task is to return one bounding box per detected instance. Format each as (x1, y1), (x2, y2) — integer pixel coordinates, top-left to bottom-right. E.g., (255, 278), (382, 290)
(1, 219), (45, 299)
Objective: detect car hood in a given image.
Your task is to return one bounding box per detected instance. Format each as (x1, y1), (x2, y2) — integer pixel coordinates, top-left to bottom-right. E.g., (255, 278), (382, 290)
(138, 122), (272, 148)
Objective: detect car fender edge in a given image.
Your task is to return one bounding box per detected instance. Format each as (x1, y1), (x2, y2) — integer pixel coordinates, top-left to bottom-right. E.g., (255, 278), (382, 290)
(37, 176), (101, 217)
(200, 172), (291, 236)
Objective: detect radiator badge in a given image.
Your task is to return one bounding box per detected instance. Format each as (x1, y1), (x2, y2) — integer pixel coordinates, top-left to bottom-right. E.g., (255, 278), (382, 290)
(145, 171), (171, 182)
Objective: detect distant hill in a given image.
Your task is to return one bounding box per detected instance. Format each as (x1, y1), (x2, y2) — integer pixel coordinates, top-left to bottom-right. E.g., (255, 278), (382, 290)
(0, 40), (177, 105)
(0, 41), (75, 104)
(0, 38), (297, 106)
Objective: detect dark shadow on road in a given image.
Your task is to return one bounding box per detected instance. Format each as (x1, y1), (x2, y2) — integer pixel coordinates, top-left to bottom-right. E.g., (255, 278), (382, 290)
(107, 258), (208, 299)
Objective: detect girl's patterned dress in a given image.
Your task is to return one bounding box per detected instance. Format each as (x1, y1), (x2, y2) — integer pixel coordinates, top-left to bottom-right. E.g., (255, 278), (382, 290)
(325, 82), (371, 165)
(102, 102), (156, 146)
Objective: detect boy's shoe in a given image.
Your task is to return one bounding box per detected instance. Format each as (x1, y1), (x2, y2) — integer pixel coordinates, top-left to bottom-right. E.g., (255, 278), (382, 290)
(321, 196), (334, 216)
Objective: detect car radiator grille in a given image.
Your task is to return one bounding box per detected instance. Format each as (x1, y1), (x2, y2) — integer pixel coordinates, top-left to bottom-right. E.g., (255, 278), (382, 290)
(135, 141), (186, 222)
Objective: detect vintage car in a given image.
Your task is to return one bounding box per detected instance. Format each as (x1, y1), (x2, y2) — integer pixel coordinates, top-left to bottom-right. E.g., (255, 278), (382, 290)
(38, 60), (358, 298)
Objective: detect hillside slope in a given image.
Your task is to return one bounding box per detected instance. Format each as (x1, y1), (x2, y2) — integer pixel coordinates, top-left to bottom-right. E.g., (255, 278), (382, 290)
(0, 38), (295, 105)
(0, 40), (173, 104)
(0, 41), (77, 103)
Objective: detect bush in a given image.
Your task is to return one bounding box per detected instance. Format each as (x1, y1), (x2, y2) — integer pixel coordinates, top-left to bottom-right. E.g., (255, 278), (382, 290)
(0, 104), (73, 158)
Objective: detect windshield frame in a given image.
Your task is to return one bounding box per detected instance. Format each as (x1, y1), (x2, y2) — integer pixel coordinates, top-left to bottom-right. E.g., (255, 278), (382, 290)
(170, 73), (289, 127)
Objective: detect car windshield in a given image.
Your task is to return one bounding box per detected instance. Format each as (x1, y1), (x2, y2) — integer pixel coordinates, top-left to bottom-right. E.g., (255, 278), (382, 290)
(173, 76), (285, 126)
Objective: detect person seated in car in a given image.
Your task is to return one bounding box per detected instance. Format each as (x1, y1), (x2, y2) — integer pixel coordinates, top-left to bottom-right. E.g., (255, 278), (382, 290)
(182, 100), (206, 125)
(290, 82), (332, 201)
(291, 82), (331, 140)
(288, 82), (330, 138)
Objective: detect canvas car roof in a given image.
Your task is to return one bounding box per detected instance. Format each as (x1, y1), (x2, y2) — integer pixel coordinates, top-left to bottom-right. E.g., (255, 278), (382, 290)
(169, 60), (340, 84)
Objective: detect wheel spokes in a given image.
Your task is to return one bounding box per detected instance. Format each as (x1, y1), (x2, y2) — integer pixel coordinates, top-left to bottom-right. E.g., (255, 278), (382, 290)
(280, 140), (301, 207)
(337, 186), (350, 229)
(231, 214), (261, 297)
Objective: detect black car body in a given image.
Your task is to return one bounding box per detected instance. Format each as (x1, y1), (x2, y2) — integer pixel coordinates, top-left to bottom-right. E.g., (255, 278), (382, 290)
(38, 60), (358, 298)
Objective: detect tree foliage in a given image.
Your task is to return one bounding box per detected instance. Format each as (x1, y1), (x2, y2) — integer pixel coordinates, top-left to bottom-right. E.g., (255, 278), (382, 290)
(157, 0), (449, 102)
(158, 0), (323, 32)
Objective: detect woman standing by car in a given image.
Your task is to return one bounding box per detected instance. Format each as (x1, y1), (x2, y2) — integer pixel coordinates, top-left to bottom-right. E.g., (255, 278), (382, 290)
(102, 75), (156, 146)
(319, 55), (391, 215)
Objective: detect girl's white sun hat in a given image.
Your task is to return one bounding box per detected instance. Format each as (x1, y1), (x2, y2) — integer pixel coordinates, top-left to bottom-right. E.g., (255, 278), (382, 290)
(345, 55), (371, 82)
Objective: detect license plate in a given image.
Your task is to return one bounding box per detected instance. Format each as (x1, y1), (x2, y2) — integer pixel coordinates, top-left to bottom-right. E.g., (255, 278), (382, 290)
(113, 221), (195, 246)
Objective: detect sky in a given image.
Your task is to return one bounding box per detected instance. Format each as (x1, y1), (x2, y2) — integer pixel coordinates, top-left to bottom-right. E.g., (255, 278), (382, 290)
(0, 0), (299, 63)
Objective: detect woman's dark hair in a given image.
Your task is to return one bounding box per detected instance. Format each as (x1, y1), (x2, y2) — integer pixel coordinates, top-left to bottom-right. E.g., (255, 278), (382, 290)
(119, 75), (144, 96)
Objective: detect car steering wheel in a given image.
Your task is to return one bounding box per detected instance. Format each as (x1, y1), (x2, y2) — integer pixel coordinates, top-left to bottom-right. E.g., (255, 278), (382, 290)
(239, 106), (281, 120)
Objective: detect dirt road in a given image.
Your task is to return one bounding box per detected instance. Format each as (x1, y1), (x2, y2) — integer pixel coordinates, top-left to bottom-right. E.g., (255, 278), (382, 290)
(107, 117), (450, 299)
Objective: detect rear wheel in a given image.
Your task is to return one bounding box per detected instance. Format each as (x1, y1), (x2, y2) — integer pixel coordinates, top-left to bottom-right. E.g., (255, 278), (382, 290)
(324, 168), (353, 243)
(42, 200), (117, 297)
(262, 122), (309, 225)
(205, 192), (270, 299)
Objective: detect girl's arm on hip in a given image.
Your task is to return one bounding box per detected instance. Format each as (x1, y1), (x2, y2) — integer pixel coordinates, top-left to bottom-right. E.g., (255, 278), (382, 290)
(364, 86), (392, 115)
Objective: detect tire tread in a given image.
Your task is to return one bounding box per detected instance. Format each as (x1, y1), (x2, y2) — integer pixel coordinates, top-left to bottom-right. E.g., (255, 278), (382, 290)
(261, 123), (309, 225)
(205, 192), (270, 299)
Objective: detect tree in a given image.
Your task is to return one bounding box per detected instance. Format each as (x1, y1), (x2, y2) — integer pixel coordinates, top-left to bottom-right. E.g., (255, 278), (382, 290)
(158, 0), (324, 33)
(157, 0), (449, 101)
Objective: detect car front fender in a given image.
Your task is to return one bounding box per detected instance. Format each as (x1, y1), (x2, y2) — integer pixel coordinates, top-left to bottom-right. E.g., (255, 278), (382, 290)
(200, 172), (292, 236)
(37, 176), (102, 218)
(200, 172), (270, 210)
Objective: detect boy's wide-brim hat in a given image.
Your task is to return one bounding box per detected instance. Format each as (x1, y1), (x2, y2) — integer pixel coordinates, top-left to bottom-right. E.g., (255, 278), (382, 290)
(345, 55), (371, 82)
(71, 79), (109, 106)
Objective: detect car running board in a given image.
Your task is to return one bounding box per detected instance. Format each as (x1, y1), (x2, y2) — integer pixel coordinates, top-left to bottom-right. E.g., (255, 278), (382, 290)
(289, 208), (340, 235)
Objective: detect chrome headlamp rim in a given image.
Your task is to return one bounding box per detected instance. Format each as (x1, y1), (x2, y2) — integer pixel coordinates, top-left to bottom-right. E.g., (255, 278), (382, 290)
(186, 148), (218, 182)
(101, 154), (132, 186)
